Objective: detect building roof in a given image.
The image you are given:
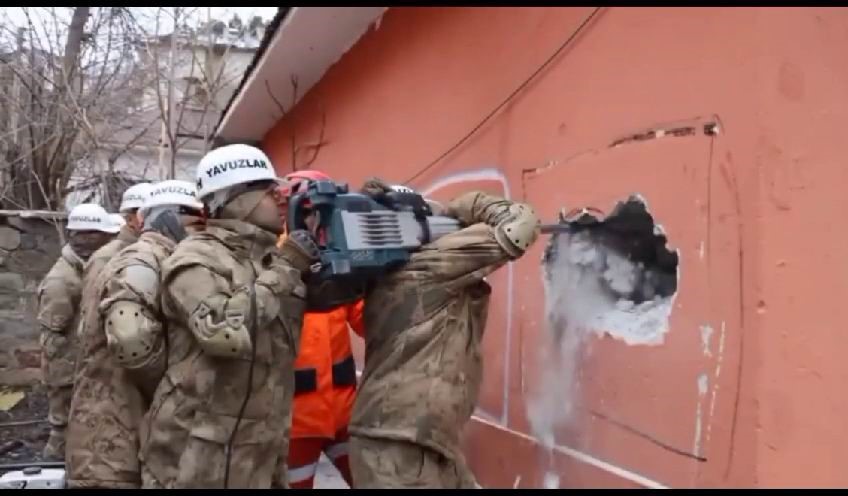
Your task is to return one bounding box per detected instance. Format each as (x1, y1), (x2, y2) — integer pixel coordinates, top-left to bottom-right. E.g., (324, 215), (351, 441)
(213, 7), (290, 142)
(213, 7), (387, 145)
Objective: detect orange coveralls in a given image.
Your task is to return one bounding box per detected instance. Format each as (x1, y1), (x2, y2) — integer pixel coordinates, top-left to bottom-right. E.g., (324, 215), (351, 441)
(287, 301), (364, 488)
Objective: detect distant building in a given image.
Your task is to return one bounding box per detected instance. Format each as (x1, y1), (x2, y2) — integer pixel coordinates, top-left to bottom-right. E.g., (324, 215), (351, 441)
(66, 14), (266, 207)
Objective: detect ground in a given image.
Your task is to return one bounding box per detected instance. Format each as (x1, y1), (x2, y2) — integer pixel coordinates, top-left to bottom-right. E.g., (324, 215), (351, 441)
(0, 385), (351, 488)
(0, 385), (50, 467)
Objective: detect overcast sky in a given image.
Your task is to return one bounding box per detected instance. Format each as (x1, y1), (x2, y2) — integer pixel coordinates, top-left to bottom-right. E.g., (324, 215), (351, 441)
(2, 7), (280, 38)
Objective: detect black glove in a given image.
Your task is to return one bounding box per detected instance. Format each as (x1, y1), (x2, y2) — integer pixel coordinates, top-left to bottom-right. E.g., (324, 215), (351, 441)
(278, 229), (319, 273)
(305, 278), (366, 312)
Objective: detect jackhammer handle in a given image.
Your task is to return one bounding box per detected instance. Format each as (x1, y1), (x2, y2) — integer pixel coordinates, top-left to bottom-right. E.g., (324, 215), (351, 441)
(286, 192), (308, 233)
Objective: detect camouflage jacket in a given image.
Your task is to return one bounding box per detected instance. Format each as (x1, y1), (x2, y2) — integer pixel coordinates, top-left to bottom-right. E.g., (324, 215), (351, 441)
(83, 225), (138, 294)
(38, 244), (85, 389)
(65, 231), (176, 489)
(139, 219), (306, 489)
(350, 192), (535, 460)
(72, 226), (137, 372)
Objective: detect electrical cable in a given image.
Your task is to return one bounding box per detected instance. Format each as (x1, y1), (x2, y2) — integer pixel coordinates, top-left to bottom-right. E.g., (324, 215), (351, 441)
(404, 7), (603, 185)
(223, 244), (260, 489)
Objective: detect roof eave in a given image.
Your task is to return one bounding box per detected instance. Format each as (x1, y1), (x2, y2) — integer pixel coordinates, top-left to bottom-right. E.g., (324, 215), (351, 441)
(214, 7), (387, 145)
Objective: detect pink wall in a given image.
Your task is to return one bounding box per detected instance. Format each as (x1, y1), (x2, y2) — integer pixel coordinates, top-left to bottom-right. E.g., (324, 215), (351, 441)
(262, 7), (848, 488)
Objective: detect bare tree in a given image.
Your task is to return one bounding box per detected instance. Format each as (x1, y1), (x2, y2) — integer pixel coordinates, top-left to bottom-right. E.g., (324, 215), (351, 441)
(0, 7), (158, 211)
(137, 8), (266, 180)
(0, 7), (269, 210)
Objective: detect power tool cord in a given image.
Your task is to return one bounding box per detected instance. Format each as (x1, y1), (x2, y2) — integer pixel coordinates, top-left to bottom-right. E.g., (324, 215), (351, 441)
(404, 6), (603, 185)
(223, 242), (260, 489)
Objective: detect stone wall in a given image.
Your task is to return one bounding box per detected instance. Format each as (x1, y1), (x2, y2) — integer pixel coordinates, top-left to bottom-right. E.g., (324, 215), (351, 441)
(0, 213), (65, 386)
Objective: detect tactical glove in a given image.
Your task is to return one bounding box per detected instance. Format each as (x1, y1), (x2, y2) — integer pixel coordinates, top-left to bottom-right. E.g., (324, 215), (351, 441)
(359, 177), (394, 207)
(278, 229), (319, 273)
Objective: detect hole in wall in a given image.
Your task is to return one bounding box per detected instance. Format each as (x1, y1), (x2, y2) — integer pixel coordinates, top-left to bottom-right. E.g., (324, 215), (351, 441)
(541, 194), (679, 343)
(527, 194), (680, 458)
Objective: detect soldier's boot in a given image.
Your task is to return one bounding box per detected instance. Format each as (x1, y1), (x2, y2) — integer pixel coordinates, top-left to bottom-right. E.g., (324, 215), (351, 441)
(42, 427), (66, 461)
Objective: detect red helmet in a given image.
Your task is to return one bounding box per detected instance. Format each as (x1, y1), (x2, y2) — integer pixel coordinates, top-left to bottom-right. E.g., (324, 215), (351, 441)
(284, 170), (331, 182)
(277, 169), (332, 199)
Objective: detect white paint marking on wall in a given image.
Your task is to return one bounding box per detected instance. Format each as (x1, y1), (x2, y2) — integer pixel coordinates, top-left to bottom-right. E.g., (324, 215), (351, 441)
(472, 406), (502, 426)
(698, 373), (709, 396)
(693, 373), (709, 457)
(422, 167), (514, 425)
(698, 241), (706, 260)
(470, 415), (669, 489)
(700, 324), (714, 357)
(705, 321), (727, 444)
(513, 475), (522, 489)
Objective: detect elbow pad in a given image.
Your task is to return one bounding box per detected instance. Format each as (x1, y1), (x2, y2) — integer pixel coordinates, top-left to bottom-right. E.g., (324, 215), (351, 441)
(494, 203), (541, 259)
(104, 300), (164, 369)
(105, 300), (162, 368)
(189, 289), (253, 359)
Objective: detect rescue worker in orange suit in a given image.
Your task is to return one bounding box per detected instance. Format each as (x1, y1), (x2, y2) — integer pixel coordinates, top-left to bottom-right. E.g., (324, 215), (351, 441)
(278, 170), (366, 489)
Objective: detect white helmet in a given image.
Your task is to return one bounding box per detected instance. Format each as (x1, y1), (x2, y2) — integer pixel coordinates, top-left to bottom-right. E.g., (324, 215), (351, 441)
(109, 214), (127, 229)
(195, 144), (277, 203)
(67, 203), (121, 233)
(143, 180), (203, 215)
(119, 183), (153, 213)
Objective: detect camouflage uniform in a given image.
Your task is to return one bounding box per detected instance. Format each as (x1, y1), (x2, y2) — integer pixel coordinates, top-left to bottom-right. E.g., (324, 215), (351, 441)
(69, 225), (139, 380)
(37, 244), (85, 460)
(82, 225), (138, 291)
(138, 219), (308, 489)
(65, 231), (175, 488)
(349, 191), (539, 489)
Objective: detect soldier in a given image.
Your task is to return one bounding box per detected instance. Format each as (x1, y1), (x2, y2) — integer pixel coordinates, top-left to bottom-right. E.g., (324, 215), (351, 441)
(65, 180), (204, 488)
(118, 182), (154, 232)
(83, 183), (152, 282)
(348, 179), (540, 488)
(138, 144), (317, 489)
(37, 203), (120, 460)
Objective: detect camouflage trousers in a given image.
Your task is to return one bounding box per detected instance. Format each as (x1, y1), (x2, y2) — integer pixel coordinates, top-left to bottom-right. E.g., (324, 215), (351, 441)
(140, 454), (290, 489)
(43, 384), (72, 460)
(349, 436), (478, 489)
